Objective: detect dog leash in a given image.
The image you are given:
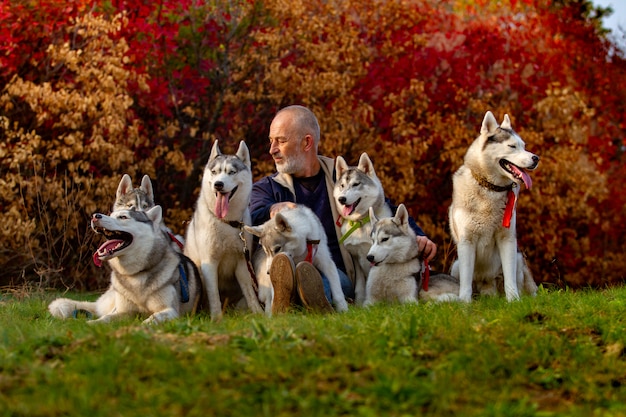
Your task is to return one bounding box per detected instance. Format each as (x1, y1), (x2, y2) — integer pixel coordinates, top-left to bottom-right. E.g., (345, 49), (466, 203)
(218, 218), (261, 297)
(167, 231), (185, 250)
(422, 259), (430, 291)
(336, 215), (370, 244)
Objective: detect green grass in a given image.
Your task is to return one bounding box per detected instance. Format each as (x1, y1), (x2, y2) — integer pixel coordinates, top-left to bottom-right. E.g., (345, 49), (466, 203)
(1, 286), (626, 416)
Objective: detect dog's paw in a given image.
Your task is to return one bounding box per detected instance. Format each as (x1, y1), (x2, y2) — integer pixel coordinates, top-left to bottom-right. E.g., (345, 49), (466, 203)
(48, 298), (77, 319)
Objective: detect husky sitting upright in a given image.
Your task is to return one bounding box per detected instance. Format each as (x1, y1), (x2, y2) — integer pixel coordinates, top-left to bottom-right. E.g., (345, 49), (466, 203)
(244, 205), (349, 315)
(48, 206), (201, 324)
(449, 111), (539, 302)
(333, 152), (392, 305)
(184, 140), (263, 320)
(365, 204), (459, 306)
(114, 173), (184, 250)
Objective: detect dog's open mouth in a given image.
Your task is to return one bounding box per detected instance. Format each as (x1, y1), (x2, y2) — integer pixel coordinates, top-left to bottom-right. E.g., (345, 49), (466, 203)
(499, 160), (532, 189)
(342, 198), (361, 217)
(92, 227), (133, 267)
(215, 186), (238, 219)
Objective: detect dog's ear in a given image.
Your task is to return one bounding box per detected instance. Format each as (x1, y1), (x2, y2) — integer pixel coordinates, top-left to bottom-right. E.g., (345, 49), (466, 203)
(393, 204), (409, 227)
(368, 206), (378, 224)
(335, 156), (348, 177)
(244, 224), (263, 238)
(140, 175), (154, 201)
(480, 111), (499, 135)
(274, 213), (292, 233)
(236, 141), (251, 169)
(501, 114), (512, 130)
(357, 153), (376, 178)
(116, 174), (133, 199)
(209, 140), (221, 161)
(146, 205), (163, 226)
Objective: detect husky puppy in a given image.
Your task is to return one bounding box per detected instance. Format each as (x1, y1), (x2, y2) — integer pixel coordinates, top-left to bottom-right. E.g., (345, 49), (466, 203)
(333, 152), (392, 305)
(365, 205), (460, 305)
(113, 173), (184, 250)
(244, 205), (349, 315)
(184, 140), (263, 320)
(449, 111), (539, 302)
(48, 206), (201, 324)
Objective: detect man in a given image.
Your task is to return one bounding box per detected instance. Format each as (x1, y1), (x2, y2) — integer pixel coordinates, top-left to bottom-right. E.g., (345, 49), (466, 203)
(249, 105), (437, 313)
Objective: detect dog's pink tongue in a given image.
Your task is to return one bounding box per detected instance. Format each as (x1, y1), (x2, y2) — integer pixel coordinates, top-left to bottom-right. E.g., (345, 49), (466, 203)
(92, 251), (102, 267)
(511, 166), (533, 190)
(92, 239), (123, 267)
(342, 204), (355, 218)
(215, 193), (229, 219)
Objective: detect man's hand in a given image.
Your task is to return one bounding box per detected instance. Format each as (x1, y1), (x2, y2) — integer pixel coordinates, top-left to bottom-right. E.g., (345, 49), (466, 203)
(269, 202), (298, 218)
(416, 236), (437, 261)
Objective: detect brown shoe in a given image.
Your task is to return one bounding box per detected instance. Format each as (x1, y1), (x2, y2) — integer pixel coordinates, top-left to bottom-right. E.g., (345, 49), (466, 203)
(295, 262), (334, 313)
(269, 253), (295, 314)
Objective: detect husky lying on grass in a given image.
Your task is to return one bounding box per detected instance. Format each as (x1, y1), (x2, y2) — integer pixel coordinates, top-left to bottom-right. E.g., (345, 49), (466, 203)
(49, 206), (201, 324)
(365, 204), (459, 306)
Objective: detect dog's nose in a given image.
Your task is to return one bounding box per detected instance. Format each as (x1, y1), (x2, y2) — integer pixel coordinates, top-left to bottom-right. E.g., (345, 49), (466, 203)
(366, 255), (374, 262)
(338, 196), (346, 204)
(532, 155), (539, 164)
(93, 213), (103, 220)
(214, 181), (224, 191)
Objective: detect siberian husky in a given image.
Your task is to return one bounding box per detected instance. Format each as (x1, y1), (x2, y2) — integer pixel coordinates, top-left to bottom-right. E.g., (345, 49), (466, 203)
(333, 152), (392, 305)
(365, 204), (459, 306)
(184, 140), (263, 320)
(113, 174), (155, 212)
(244, 205), (349, 315)
(48, 206), (201, 324)
(449, 111), (539, 302)
(113, 173), (184, 250)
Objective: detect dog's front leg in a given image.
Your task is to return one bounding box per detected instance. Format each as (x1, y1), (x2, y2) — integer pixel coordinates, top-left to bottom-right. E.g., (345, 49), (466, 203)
(354, 258), (369, 305)
(234, 259), (264, 314)
(456, 241), (476, 302)
(144, 308), (178, 324)
(498, 239), (520, 301)
(201, 263), (222, 321)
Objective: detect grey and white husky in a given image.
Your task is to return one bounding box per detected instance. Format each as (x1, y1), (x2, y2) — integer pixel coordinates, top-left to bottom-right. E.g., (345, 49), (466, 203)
(184, 140), (263, 320)
(48, 206), (201, 324)
(333, 152), (392, 305)
(113, 174), (155, 212)
(113, 173), (184, 250)
(365, 204), (459, 305)
(449, 111), (539, 302)
(244, 205), (349, 315)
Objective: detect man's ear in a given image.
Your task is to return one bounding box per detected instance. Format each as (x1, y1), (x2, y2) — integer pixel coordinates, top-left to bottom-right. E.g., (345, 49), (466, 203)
(302, 134), (315, 152)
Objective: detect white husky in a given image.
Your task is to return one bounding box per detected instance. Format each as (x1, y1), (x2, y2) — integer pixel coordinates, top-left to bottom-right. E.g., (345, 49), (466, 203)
(365, 204), (459, 305)
(184, 140), (263, 320)
(333, 152), (392, 304)
(244, 205), (349, 315)
(113, 173), (185, 250)
(48, 206), (201, 324)
(449, 111), (539, 302)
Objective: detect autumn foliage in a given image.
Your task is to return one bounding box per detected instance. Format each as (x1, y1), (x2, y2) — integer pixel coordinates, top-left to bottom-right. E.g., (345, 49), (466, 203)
(1, 0), (625, 290)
